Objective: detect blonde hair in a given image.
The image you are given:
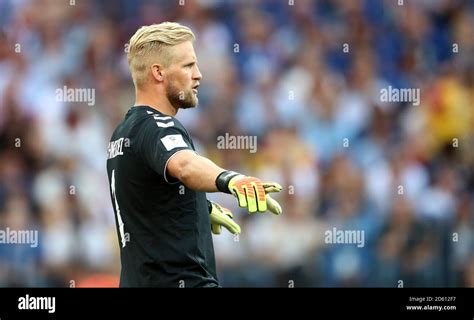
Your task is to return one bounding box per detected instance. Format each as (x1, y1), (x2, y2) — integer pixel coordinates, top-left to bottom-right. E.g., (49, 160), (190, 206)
(127, 22), (195, 88)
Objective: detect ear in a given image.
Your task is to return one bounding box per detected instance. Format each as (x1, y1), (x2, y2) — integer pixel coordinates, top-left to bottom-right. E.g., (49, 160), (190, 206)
(151, 64), (164, 82)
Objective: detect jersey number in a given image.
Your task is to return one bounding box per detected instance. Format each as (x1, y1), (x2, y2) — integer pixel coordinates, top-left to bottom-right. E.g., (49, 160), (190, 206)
(111, 170), (127, 248)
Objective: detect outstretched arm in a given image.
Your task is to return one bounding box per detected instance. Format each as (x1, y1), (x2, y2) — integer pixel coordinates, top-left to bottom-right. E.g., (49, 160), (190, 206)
(167, 150), (282, 215)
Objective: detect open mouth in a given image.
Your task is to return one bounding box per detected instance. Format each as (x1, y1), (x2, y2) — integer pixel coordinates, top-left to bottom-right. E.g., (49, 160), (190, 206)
(192, 83), (199, 93)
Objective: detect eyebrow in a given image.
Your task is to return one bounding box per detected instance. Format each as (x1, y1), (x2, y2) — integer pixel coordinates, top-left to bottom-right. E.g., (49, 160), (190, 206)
(182, 61), (197, 68)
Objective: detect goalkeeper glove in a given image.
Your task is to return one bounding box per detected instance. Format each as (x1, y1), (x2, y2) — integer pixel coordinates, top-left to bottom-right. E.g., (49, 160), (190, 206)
(208, 200), (241, 235)
(215, 171), (283, 215)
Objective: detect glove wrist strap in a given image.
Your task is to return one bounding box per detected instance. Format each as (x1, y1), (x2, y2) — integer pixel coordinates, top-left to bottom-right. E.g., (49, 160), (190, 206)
(215, 170), (240, 193)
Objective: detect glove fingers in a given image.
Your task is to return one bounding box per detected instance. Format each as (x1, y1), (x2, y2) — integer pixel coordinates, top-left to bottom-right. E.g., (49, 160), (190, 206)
(224, 218), (241, 234)
(215, 214), (241, 234)
(229, 175), (248, 209)
(221, 208), (241, 234)
(263, 182), (282, 215)
(263, 182), (282, 193)
(221, 207), (233, 218)
(210, 202), (241, 234)
(266, 194), (282, 215)
(230, 177), (281, 215)
(253, 183), (267, 213)
(231, 187), (248, 209)
(211, 224), (222, 235)
(244, 184), (258, 213)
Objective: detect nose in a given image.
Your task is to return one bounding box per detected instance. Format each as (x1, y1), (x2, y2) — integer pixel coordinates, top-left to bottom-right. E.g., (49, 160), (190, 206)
(193, 65), (202, 81)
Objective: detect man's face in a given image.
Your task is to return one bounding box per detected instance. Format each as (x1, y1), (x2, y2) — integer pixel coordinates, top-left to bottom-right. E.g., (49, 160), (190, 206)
(164, 41), (202, 109)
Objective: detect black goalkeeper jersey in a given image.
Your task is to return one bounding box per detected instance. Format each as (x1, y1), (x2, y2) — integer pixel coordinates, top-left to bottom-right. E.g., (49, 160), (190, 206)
(106, 105), (218, 287)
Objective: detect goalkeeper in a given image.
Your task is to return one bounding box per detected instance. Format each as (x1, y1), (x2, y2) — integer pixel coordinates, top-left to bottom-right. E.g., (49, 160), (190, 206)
(106, 22), (282, 287)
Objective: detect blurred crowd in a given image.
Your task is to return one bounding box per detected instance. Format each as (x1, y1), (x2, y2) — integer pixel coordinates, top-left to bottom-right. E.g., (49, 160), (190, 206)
(0, 0), (473, 287)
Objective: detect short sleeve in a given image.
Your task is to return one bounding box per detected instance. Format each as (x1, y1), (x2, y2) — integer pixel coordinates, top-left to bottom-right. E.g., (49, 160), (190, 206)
(137, 117), (193, 183)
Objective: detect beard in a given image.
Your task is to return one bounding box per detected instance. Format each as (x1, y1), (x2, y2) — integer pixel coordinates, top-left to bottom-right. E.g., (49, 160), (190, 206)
(166, 81), (198, 110)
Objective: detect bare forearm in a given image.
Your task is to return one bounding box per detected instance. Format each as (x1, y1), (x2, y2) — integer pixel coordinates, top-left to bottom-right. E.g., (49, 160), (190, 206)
(168, 151), (225, 192)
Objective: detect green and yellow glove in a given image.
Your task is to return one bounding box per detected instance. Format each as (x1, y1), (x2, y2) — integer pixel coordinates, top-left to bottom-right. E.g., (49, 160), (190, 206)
(208, 200), (241, 235)
(215, 171), (283, 215)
